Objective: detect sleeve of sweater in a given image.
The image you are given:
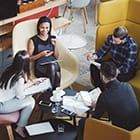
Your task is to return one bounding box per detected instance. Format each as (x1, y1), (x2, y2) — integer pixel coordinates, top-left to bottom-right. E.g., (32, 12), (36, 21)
(15, 78), (25, 99)
(95, 35), (112, 60)
(92, 93), (106, 119)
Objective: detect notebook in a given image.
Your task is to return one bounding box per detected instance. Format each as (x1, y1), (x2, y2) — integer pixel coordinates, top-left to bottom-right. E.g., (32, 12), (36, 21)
(25, 122), (54, 136)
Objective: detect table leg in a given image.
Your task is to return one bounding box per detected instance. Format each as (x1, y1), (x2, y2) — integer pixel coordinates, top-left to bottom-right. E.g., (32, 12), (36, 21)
(86, 112), (90, 118)
(73, 116), (76, 126)
(40, 111), (44, 121)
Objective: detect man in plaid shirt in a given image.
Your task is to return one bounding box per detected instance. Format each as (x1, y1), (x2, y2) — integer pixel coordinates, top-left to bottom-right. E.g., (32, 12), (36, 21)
(88, 26), (138, 91)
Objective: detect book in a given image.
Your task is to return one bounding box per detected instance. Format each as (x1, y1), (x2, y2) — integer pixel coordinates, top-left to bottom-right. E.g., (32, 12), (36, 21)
(24, 78), (51, 96)
(25, 122), (54, 136)
(62, 96), (90, 115)
(79, 87), (101, 106)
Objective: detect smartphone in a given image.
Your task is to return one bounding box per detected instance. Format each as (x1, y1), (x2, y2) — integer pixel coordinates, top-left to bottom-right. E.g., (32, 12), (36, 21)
(39, 100), (52, 107)
(57, 123), (64, 133)
(51, 35), (56, 39)
(61, 108), (75, 116)
(45, 50), (51, 53)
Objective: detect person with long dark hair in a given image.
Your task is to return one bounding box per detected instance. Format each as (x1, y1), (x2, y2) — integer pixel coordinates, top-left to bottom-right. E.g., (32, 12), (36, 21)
(27, 16), (61, 90)
(0, 50), (35, 138)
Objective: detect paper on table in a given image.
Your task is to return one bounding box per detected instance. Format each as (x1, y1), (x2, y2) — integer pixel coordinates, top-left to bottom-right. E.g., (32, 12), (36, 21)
(80, 88), (101, 106)
(62, 96), (89, 115)
(25, 122), (54, 136)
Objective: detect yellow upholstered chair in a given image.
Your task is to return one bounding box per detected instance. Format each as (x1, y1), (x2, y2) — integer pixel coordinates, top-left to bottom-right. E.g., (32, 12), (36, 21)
(94, 0), (140, 103)
(83, 118), (140, 140)
(12, 19), (80, 89)
(93, 0), (113, 25)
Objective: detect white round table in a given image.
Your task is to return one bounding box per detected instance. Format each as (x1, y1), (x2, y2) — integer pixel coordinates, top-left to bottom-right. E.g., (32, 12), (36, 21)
(58, 34), (87, 49)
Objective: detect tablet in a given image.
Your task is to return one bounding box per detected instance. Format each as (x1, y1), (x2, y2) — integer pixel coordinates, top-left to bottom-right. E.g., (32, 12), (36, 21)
(40, 60), (63, 65)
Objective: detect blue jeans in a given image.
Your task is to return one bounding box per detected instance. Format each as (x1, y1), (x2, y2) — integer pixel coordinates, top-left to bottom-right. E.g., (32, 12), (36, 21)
(0, 96), (35, 127)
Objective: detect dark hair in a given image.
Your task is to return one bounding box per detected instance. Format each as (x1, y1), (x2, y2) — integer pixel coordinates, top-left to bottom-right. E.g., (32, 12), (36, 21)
(113, 26), (128, 40)
(0, 50), (30, 89)
(37, 16), (52, 36)
(100, 61), (117, 80)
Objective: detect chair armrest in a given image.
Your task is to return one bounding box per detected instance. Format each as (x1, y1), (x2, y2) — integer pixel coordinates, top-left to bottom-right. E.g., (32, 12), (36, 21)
(56, 39), (80, 73)
(83, 118), (130, 140)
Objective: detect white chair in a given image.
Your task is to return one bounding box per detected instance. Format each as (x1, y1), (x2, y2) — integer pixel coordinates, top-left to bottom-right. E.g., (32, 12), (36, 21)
(63, 0), (90, 33)
(12, 19), (80, 89)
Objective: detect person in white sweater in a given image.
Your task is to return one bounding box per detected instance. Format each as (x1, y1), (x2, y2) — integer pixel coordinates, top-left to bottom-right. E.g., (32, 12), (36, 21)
(0, 50), (44, 138)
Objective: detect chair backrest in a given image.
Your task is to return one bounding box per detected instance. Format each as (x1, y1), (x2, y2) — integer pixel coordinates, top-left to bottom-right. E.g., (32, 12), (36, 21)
(12, 19), (37, 55)
(83, 118), (140, 140)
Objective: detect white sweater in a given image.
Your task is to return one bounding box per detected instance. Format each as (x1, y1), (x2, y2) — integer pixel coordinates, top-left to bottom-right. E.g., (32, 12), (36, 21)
(0, 78), (25, 103)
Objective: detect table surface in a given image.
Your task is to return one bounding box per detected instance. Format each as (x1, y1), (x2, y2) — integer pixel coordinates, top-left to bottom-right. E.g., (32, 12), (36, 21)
(38, 89), (77, 118)
(31, 119), (77, 140)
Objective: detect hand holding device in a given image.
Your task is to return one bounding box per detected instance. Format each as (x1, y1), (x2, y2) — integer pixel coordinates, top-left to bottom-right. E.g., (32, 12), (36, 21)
(87, 53), (97, 61)
(43, 50), (53, 56)
(45, 50), (51, 53)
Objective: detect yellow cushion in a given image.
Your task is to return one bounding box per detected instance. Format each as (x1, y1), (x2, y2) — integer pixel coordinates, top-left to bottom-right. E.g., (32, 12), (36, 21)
(127, 0), (140, 24)
(98, 0), (128, 25)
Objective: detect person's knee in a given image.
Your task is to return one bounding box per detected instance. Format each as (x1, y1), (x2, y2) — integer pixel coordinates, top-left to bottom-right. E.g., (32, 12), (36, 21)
(31, 97), (35, 108)
(90, 64), (98, 72)
(27, 97), (35, 109)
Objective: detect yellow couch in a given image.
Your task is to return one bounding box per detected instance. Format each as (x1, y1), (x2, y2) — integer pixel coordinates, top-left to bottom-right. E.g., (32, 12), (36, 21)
(83, 118), (140, 140)
(94, 0), (113, 25)
(95, 0), (140, 103)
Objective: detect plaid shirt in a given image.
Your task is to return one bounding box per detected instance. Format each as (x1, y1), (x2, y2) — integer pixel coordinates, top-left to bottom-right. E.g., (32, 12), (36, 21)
(95, 35), (138, 73)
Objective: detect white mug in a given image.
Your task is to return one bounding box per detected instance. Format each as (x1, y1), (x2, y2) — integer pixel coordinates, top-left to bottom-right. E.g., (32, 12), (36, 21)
(53, 90), (61, 100)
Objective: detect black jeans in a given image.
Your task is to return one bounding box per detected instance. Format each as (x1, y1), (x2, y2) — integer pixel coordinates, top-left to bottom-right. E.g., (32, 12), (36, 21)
(90, 63), (137, 91)
(76, 117), (87, 140)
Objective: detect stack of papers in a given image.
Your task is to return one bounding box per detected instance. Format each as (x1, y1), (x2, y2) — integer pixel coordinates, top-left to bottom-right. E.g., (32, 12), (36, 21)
(25, 122), (54, 136)
(62, 96), (90, 115)
(80, 87), (101, 106)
